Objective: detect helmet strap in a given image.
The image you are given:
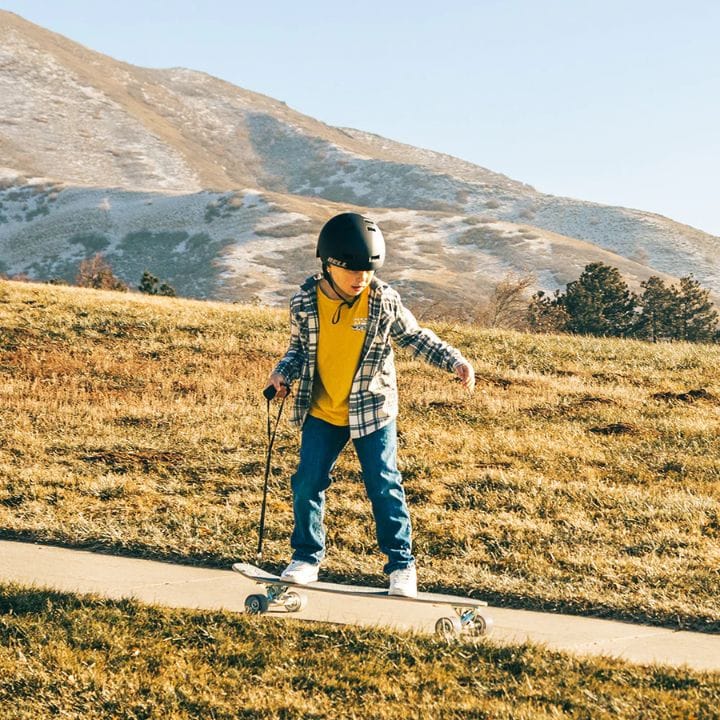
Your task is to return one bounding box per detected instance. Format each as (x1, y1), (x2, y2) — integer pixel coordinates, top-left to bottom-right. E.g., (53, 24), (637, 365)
(322, 263), (361, 324)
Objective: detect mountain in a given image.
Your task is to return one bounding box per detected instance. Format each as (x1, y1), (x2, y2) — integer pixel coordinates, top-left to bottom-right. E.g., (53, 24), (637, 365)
(1, 9), (718, 310)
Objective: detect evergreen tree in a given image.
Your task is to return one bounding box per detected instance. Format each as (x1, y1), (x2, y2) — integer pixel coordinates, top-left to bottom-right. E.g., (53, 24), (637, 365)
(637, 276), (676, 342)
(138, 270), (176, 297)
(157, 282), (177, 298)
(138, 271), (159, 295)
(673, 275), (719, 342)
(528, 265), (718, 344)
(527, 289), (569, 333)
(560, 263), (637, 337)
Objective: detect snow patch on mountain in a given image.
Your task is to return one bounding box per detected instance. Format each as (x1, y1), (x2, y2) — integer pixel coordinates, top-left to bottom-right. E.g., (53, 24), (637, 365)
(0, 26), (200, 190)
(1, 9), (718, 307)
(0, 180), (288, 299)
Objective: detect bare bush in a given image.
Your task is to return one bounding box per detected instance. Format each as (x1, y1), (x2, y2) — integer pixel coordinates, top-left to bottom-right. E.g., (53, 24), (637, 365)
(481, 273), (536, 330)
(417, 274), (535, 330)
(75, 254), (128, 292)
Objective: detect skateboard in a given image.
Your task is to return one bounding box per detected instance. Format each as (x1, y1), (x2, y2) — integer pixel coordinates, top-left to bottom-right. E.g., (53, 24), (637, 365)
(232, 562), (493, 639)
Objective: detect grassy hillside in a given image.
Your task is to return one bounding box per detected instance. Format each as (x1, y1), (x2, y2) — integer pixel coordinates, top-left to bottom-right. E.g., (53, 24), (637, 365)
(1, 279), (719, 631)
(1, 585), (719, 720)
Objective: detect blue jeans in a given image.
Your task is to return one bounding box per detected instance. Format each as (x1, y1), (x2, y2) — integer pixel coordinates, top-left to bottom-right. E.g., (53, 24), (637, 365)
(290, 415), (414, 574)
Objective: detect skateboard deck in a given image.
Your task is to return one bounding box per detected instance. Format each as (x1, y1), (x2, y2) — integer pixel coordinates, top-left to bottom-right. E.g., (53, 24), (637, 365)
(232, 562), (493, 638)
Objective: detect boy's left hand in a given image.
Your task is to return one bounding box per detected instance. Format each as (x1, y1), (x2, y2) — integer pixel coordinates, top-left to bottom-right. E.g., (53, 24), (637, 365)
(454, 362), (475, 392)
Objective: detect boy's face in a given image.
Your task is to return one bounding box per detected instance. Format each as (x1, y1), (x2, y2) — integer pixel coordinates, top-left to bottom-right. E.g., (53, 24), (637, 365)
(328, 266), (374, 298)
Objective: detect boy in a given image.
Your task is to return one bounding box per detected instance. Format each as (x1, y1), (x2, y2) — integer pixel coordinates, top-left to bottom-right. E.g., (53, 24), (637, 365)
(268, 212), (475, 597)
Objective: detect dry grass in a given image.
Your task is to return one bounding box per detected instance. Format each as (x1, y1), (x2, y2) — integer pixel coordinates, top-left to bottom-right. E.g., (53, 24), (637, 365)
(1, 279), (720, 631)
(1, 585), (719, 720)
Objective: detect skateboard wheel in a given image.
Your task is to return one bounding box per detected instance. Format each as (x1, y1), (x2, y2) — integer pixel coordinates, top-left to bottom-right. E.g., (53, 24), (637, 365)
(244, 594), (269, 614)
(469, 614), (494, 636)
(435, 616), (462, 639)
(283, 591), (308, 612)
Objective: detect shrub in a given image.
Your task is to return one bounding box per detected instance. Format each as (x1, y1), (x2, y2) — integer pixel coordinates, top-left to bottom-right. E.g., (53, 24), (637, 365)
(75, 254), (128, 292)
(138, 270), (177, 297)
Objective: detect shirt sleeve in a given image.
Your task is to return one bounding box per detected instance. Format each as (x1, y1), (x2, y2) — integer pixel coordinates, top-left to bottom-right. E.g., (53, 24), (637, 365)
(388, 292), (466, 372)
(272, 303), (306, 383)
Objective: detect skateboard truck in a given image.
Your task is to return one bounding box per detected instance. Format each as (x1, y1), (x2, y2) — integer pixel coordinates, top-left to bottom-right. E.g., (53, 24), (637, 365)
(245, 582), (308, 614)
(434, 607), (491, 640)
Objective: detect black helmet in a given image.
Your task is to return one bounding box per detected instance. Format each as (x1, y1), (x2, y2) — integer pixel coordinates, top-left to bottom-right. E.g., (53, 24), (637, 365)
(316, 213), (385, 271)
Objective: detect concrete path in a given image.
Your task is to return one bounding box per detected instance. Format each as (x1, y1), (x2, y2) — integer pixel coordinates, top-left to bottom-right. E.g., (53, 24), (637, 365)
(1, 540), (719, 673)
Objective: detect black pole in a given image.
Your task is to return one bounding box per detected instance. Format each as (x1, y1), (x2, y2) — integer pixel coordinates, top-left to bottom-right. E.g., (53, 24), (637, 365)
(257, 386), (286, 563)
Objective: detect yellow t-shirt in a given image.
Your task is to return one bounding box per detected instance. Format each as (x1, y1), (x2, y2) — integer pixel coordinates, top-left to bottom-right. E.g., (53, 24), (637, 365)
(309, 285), (370, 426)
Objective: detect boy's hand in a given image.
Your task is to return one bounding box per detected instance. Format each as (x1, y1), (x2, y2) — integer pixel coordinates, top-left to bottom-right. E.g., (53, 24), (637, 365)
(454, 362), (475, 393)
(268, 372), (290, 399)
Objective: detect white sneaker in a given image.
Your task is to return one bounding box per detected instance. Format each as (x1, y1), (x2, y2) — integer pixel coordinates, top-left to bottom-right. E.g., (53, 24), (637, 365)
(388, 565), (417, 598)
(280, 560), (319, 584)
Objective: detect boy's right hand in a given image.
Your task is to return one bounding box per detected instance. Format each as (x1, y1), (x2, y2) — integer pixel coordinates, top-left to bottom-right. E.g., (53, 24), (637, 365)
(268, 372), (290, 399)
(454, 361), (476, 393)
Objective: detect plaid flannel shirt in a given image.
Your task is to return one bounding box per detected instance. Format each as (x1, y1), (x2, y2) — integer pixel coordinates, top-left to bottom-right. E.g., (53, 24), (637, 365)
(273, 274), (466, 438)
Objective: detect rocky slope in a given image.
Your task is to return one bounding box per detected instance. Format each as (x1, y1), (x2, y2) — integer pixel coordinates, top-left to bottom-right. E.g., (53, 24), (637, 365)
(1, 10), (717, 307)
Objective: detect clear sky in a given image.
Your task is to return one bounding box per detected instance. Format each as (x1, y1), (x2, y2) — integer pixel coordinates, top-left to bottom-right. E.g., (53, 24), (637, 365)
(3, 0), (720, 236)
